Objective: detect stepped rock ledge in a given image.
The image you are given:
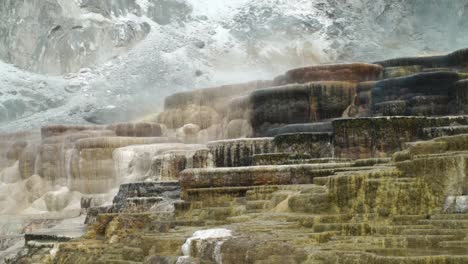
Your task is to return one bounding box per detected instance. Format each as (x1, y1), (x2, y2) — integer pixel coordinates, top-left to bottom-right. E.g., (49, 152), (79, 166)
(4, 47), (468, 263)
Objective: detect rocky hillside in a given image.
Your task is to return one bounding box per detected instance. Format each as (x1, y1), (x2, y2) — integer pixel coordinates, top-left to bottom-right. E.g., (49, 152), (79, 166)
(1, 0), (468, 131)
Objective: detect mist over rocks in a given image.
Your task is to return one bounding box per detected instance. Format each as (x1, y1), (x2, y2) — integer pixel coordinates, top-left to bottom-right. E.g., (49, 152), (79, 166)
(2, 0), (468, 132)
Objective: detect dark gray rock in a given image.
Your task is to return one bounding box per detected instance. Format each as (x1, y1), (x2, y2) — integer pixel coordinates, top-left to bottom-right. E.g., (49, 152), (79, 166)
(113, 181), (180, 204)
(265, 122), (332, 137)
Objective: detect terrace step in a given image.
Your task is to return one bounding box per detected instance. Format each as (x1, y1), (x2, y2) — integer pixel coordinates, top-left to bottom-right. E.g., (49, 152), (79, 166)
(423, 125), (468, 139)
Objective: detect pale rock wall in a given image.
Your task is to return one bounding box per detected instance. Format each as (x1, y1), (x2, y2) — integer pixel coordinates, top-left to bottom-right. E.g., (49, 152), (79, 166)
(70, 136), (177, 194)
(0, 124), (178, 213)
(113, 143), (207, 183)
(157, 81), (272, 143)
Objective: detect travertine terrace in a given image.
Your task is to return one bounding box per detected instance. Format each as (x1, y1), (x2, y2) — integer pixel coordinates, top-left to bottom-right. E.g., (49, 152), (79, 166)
(3, 48), (468, 263)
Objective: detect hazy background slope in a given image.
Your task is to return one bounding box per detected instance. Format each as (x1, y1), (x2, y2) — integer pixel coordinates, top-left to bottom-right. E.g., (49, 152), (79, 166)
(1, 0), (468, 132)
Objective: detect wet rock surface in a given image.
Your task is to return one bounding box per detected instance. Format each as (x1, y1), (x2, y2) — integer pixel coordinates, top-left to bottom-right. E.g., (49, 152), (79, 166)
(250, 81), (357, 136)
(5, 47), (468, 264)
(113, 181), (181, 205)
(273, 63), (383, 85)
(207, 138), (275, 167)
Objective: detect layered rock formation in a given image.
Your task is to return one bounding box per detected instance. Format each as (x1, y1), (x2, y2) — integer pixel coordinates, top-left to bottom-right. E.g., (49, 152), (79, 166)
(5, 47), (468, 263)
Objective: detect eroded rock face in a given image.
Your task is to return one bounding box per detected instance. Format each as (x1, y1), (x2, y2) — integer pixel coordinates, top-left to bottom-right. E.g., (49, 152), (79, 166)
(374, 48), (468, 69)
(70, 136), (177, 194)
(5, 141), (27, 161)
(273, 63), (383, 85)
(273, 132), (333, 158)
(265, 122), (332, 137)
(43, 187), (80, 212)
(113, 181), (180, 205)
(41, 123), (162, 139)
(176, 124), (201, 144)
(456, 80), (468, 114)
(107, 122), (163, 137)
(35, 130), (116, 188)
(224, 119), (252, 139)
(150, 148), (212, 182)
(207, 138), (275, 167)
(225, 96), (251, 122)
(333, 116), (468, 159)
(180, 164), (350, 189)
(1, 123), (191, 217)
(157, 105), (221, 130)
(85, 181), (181, 224)
(0, 125), (179, 212)
(0, 131), (40, 168)
(40, 125), (107, 139)
(250, 82), (357, 135)
(157, 81), (273, 143)
(394, 134), (468, 210)
(371, 72), (460, 116)
(163, 81), (273, 112)
(113, 143), (206, 183)
(0, 161), (20, 184)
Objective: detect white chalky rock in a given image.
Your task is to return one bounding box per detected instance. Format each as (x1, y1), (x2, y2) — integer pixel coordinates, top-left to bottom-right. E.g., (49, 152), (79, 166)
(180, 228), (232, 263)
